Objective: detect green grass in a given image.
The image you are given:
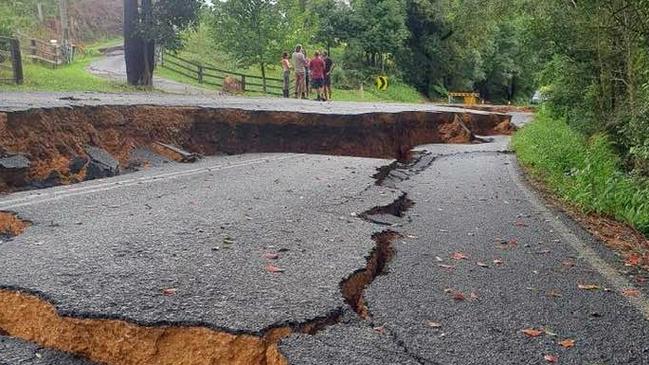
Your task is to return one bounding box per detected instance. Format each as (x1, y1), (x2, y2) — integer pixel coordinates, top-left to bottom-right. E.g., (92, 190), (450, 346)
(157, 61), (426, 103)
(512, 111), (649, 236)
(0, 55), (133, 93)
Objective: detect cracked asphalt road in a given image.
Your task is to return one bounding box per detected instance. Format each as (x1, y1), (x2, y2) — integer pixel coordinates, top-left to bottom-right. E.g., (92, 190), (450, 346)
(2, 106), (649, 364)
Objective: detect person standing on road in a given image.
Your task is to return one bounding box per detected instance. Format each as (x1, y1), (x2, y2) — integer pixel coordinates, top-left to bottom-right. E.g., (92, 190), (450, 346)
(309, 51), (326, 101)
(281, 52), (291, 98)
(323, 52), (335, 101)
(302, 48), (310, 99)
(292, 45), (307, 99)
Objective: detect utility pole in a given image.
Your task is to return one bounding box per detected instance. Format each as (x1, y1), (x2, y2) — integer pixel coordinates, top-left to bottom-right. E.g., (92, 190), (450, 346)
(59, 0), (69, 43)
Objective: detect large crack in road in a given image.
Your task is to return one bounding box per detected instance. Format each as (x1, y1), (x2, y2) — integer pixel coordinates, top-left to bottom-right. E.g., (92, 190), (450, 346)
(0, 149), (436, 365)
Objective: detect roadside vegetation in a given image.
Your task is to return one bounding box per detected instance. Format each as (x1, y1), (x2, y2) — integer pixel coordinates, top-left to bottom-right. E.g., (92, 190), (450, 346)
(511, 1), (649, 239)
(513, 112), (649, 236)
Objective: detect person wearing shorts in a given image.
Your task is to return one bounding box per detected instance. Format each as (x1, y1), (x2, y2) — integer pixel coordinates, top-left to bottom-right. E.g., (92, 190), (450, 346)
(309, 51), (326, 101)
(281, 52), (291, 98)
(291, 45), (307, 99)
(323, 52), (335, 100)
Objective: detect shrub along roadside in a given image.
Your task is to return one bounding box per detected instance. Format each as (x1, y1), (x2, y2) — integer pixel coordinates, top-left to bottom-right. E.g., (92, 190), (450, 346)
(512, 112), (649, 237)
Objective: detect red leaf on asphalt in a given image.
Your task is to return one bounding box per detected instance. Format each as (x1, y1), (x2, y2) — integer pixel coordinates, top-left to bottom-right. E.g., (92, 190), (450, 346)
(544, 354), (558, 363)
(266, 264), (285, 273)
(622, 288), (641, 298)
(578, 284), (600, 291)
(493, 259), (504, 266)
(452, 292), (466, 301)
(162, 288), (177, 296)
(625, 254), (642, 267)
(559, 339), (575, 348)
(373, 325), (385, 334)
(263, 253), (279, 260)
(469, 292), (479, 301)
(522, 328), (544, 337)
(451, 252), (468, 260)
(508, 239), (519, 246)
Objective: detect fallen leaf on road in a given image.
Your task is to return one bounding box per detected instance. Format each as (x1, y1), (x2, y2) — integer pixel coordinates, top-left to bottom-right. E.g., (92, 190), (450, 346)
(266, 264), (285, 273)
(522, 328), (544, 337)
(477, 262), (489, 268)
(622, 288), (641, 298)
(578, 284), (600, 291)
(544, 354), (558, 363)
(625, 254), (642, 267)
(452, 292), (466, 301)
(559, 339), (575, 348)
(514, 219), (528, 227)
(426, 321), (442, 328)
(162, 288), (177, 296)
(469, 292), (479, 300)
(547, 289), (562, 298)
(438, 264), (455, 270)
(373, 326), (385, 334)
(451, 252), (468, 260)
(561, 260), (575, 268)
(493, 259), (504, 266)
(263, 253), (279, 260)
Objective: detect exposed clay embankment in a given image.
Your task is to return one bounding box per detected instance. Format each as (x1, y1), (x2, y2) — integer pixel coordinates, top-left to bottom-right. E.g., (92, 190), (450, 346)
(0, 105), (512, 192)
(0, 212), (29, 238)
(0, 289), (289, 365)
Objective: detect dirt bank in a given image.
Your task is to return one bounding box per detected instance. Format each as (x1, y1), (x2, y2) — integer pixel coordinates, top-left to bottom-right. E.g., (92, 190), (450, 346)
(0, 105), (513, 192)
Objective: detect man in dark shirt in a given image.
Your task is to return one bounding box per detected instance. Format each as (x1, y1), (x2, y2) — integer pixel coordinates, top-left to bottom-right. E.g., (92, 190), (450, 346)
(323, 52), (335, 101)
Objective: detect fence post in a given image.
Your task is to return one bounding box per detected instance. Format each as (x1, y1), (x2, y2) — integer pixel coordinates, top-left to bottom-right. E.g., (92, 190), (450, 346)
(241, 75), (246, 92)
(198, 65), (203, 83)
(10, 38), (23, 85)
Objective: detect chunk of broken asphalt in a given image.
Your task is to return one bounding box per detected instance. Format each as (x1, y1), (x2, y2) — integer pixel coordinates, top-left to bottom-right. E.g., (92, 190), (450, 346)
(85, 146), (119, 180)
(0, 154), (30, 187)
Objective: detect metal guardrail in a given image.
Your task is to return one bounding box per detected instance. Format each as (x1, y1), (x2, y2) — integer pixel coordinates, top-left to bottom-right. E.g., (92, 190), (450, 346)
(161, 51), (291, 96)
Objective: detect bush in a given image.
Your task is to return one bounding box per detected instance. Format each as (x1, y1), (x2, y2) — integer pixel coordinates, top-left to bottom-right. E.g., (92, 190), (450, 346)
(513, 111), (649, 236)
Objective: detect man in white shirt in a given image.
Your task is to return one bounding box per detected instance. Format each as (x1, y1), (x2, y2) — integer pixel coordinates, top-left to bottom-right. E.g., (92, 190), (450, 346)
(291, 44), (307, 99)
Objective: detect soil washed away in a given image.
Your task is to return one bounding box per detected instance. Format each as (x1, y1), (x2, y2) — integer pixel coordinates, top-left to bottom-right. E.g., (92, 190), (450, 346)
(0, 105), (513, 192)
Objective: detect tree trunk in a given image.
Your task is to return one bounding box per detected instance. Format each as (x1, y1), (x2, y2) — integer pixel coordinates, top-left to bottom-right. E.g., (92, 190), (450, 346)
(261, 61), (267, 94)
(140, 0), (155, 87)
(124, 0), (143, 85)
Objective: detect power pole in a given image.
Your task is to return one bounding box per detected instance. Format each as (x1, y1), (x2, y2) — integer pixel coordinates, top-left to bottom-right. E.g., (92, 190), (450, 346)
(59, 0), (69, 43)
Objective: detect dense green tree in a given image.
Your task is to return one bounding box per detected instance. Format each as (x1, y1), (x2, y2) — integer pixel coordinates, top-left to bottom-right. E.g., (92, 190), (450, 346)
(211, 0), (288, 92)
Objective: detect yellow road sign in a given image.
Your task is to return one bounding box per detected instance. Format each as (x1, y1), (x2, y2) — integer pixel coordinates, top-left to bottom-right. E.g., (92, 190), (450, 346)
(375, 76), (388, 91)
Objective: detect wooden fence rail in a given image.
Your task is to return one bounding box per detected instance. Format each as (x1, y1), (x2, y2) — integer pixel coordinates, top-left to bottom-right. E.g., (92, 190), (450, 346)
(161, 51), (291, 97)
(16, 32), (65, 67)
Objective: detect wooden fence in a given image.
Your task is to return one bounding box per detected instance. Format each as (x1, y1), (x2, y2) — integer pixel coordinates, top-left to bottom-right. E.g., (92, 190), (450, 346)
(161, 51), (291, 97)
(0, 37), (23, 84)
(16, 33), (66, 67)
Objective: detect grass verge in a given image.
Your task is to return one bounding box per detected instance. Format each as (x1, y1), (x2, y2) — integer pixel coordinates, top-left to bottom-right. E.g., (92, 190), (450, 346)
(512, 111), (649, 238)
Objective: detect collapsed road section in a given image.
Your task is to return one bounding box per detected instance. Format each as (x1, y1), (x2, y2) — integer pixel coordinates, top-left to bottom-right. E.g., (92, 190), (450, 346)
(0, 94), (513, 364)
(0, 94), (513, 192)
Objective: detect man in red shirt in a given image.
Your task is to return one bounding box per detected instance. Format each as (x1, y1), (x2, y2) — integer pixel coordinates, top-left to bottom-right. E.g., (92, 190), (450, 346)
(309, 51), (326, 101)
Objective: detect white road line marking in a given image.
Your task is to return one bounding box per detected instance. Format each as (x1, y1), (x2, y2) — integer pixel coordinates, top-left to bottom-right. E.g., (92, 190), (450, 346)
(0, 155), (299, 210)
(508, 156), (649, 320)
